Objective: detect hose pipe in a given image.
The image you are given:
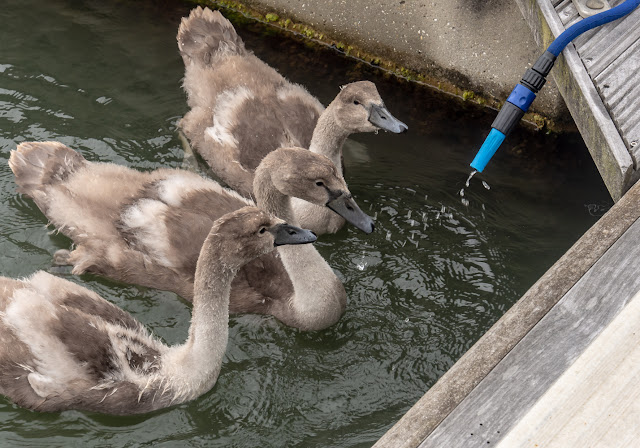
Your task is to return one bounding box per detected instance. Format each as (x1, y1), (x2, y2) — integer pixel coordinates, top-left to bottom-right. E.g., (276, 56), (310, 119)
(470, 0), (640, 172)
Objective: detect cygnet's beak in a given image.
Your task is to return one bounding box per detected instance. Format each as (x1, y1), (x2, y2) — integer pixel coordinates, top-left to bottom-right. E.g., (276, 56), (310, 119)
(271, 223), (317, 246)
(368, 104), (408, 133)
(327, 194), (375, 234)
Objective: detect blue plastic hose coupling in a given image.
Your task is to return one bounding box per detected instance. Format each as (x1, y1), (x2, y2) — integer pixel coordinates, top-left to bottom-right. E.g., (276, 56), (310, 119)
(470, 84), (536, 172)
(470, 128), (506, 172)
(470, 51), (556, 172)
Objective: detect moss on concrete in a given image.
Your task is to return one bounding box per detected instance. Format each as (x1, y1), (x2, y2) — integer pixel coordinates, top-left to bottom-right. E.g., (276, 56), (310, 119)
(264, 12), (278, 22)
(187, 0), (564, 132)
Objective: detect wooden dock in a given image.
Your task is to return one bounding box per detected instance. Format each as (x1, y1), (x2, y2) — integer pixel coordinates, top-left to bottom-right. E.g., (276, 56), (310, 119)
(373, 4), (640, 444)
(517, 0), (640, 201)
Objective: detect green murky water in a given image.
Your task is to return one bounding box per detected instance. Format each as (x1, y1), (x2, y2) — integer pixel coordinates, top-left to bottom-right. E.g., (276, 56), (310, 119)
(0, 0), (612, 446)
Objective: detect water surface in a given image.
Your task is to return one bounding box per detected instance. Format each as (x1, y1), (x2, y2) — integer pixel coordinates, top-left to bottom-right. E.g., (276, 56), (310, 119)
(0, 1), (612, 446)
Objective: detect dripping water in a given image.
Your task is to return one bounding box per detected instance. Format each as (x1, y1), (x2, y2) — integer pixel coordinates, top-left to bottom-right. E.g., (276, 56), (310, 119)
(459, 170), (490, 208)
(356, 251), (367, 271)
(465, 170), (477, 187)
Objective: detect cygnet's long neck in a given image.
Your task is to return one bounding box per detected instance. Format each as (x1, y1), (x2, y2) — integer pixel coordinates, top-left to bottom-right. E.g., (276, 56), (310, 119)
(253, 167), (347, 330)
(300, 106), (350, 235)
(253, 168), (297, 226)
(162, 233), (234, 400)
(308, 105), (349, 173)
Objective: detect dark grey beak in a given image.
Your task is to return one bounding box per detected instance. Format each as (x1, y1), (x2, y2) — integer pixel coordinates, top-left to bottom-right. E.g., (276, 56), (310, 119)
(368, 104), (408, 133)
(327, 194), (375, 234)
(271, 223), (317, 246)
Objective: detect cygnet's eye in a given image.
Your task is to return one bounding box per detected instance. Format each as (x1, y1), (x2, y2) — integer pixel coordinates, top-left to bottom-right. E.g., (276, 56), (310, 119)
(316, 181), (324, 187)
(259, 227), (267, 234)
(353, 100), (360, 105)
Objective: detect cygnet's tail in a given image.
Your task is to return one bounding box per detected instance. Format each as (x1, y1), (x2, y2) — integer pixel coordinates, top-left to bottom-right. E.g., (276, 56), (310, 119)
(177, 7), (246, 67)
(9, 141), (86, 196)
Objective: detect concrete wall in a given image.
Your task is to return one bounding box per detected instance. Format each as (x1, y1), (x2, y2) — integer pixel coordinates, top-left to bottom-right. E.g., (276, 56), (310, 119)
(225, 0), (571, 124)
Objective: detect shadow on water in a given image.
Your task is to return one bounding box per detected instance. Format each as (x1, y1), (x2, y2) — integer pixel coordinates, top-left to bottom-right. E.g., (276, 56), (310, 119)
(0, 0), (612, 447)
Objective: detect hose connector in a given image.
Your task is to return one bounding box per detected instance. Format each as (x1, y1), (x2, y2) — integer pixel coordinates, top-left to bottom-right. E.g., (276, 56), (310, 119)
(470, 128), (506, 172)
(469, 0), (640, 173)
(470, 51), (557, 172)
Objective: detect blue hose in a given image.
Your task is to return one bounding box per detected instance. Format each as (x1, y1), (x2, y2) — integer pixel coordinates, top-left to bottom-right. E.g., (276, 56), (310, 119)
(548, 0), (640, 56)
(470, 0), (640, 173)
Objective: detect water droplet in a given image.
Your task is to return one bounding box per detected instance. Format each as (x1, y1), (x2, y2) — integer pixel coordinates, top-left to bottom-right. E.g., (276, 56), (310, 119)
(465, 170), (477, 187)
(462, 198), (470, 207)
(482, 204), (486, 210)
(356, 251), (367, 270)
(440, 205), (446, 213)
(436, 212), (441, 219)
(482, 181), (490, 190)
(386, 231), (392, 241)
(405, 318), (409, 322)
(374, 211), (378, 220)
(459, 189), (465, 197)
(424, 194), (428, 201)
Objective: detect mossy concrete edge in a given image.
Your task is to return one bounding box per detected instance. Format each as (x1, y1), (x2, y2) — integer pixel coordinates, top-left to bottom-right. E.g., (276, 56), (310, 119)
(186, 0), (572, 133)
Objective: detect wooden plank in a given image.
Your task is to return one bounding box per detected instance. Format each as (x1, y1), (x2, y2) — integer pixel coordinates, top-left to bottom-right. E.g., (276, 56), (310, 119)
(595, 38), (640, 161)
(569, 0), (625, 54)
(420, 213), (640, 447)
(371, 178), (640, 448)
(556, 0), (580, 26)
(529, 0), (634, 199)
(496, 288), (640, 447)
(581, 8), (640, 78)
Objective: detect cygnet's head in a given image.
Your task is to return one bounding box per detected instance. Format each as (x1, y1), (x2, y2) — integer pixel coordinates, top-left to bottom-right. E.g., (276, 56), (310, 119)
(210, 206), (317, 267)
(332, 81), (408, 134)
(264, 148), (375, 234)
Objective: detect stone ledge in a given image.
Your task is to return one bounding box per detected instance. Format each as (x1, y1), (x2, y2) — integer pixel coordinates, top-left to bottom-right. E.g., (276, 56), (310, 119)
(192, 0), (575, 130)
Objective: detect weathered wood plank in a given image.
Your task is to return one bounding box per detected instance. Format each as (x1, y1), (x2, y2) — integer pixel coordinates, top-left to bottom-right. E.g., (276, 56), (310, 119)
(531, 0), (634, 199)
(581, 8), (640, 78)
(569, 0), (625, 52)
(595, 38), (640, 162)
(496, 288), (640, 447)
(556, 0), (580, 26)
(371, 175), (640, 448)
(420, 208), (640, 447)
